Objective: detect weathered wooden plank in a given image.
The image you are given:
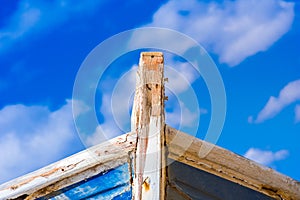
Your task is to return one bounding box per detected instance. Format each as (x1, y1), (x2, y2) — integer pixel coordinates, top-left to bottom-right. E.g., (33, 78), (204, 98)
(0, 132), (136, 199)
(166, 126), (300, 200)
(167, 159), (275, 200)
(2, 51), (300, 200)
(39, 163), (132, 200)
(131, 52), (166, 200)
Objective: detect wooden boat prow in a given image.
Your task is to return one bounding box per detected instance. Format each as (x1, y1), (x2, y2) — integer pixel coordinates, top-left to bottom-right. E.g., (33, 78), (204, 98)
(0, 52), (299, 200)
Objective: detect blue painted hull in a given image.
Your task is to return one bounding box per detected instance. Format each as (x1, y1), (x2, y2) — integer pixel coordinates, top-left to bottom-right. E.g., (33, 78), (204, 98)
(38, 164), (132, 200)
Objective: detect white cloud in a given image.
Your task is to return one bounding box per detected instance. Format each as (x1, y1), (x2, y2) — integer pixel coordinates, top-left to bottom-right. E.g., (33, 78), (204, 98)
(0, 100), (83, 184)
(0, 0), (103, 51)
(110, 66), (137, 131)
(253, 79), (300, 123)
(164, 57), (205, 130)
(85, 123), (121, 147)
(244, 148), (289, 166)
(146, 0), (294, 66)
(84, 66), (137, 146)
(72, 99), (91, 118)
(295, 105), (300, 123)
(166, 100), (205, 129)
(165, 57), (199, 94)
(165, 62), (205, 128)
(247, 116), (254, 124)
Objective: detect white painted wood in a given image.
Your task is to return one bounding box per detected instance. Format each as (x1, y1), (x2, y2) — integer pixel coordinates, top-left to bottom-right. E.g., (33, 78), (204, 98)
(131, 52), (166, 200)
(0, 132), (136, 199)
(2, 51), (300, 200)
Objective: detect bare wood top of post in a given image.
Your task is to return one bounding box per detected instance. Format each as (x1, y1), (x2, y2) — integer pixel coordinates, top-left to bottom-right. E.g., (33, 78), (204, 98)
(131, 52), (165, 131)
(131, 52), (166, 200)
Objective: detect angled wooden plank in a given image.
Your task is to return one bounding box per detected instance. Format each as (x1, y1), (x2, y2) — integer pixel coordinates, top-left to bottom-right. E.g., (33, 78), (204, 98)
(0, 132), (136, 199)
(166, 126), (300, 200)
(2, 51), (300, 200)
(40, 163), (132, 200)
(131, 52), (166, 200)
(167, 159), (275, 200)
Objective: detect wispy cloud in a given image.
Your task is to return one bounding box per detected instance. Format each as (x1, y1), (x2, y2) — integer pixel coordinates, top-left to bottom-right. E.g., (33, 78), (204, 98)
(244, 148), (289, 166)
(85, 66), (137, 146)
(0, 100), (83, 184)
(146, 0), (294, 66)
(0, 0), (103, 52)
(251, 79), (300, 123)
(165, 55), (199, 94)
(164, 59), (204, 129)
(166, 100), (199, 128)
(85, 122), (122, 147)
(295, 105), (300, 123)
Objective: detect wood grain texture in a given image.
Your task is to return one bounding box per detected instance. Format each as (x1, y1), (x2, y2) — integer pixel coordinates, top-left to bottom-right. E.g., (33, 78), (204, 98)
(0, 132), (136, 199)
(1, 52), (300, 200)
(131, 52), (166, 200)
(40, 163), (132, 200)
(166, 126), (300, 200)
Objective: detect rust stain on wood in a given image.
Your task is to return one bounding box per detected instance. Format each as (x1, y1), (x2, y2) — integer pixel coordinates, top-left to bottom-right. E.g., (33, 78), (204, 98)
(9, 160), (85, 191)
(131, 52), (166, 200)
(142, 177), (151, 192)
(2, 52), (298, 200)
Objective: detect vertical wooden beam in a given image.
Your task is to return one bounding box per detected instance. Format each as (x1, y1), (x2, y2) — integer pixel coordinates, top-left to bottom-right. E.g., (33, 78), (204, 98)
(131, 52), (166, 200)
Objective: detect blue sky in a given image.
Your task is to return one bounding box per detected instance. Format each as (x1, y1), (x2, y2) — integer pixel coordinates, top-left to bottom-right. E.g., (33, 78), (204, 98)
(0, 0), (299, 184)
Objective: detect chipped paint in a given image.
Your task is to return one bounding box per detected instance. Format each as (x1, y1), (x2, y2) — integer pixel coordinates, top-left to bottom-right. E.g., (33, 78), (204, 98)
(39, 163), (132, 200)
(166, 126), (300, 200)
(0, 52), (299, 200)
(0, 132), (136, 199)
(142, 177), (150, 192)
(131, 52), (166, 200)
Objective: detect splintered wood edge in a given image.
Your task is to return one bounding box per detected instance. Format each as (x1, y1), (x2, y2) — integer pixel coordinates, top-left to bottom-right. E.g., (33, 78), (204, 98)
(132, 51), (166, 200)
(0, 132), (137, 199)
(165, 126), (300, 200)
(140, 52), (163, 57)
